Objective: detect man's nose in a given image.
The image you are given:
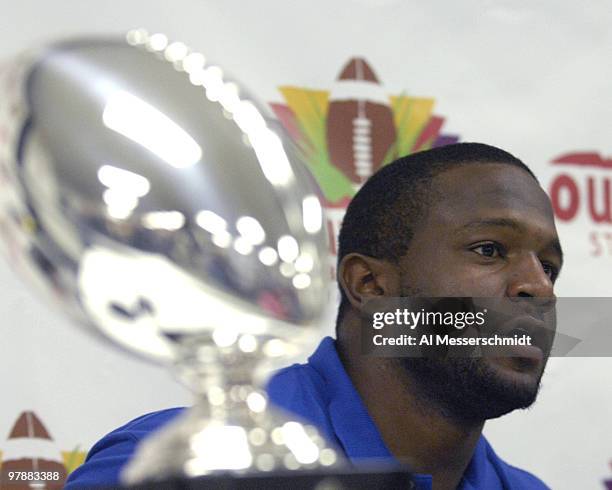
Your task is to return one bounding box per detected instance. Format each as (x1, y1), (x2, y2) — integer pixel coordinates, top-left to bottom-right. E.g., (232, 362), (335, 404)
(506, 253), (555, 299)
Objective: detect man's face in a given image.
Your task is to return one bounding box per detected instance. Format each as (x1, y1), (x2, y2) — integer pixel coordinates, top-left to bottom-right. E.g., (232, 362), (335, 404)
(396, 163), (563, 422)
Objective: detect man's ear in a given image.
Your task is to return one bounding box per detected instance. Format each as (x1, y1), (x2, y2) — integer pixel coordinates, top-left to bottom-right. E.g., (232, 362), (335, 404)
(338, 253), (399, 311)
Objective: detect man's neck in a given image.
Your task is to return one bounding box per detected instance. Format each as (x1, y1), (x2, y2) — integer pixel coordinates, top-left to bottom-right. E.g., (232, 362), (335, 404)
(337, 338), (484, 490)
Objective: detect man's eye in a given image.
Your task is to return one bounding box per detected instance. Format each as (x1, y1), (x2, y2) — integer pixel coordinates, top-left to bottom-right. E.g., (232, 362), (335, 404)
(471, 242), (504, 258)
(541, 262), (559, 281)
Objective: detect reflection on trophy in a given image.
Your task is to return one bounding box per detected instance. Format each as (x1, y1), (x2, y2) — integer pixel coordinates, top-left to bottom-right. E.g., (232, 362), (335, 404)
(0, 30), (343, 484)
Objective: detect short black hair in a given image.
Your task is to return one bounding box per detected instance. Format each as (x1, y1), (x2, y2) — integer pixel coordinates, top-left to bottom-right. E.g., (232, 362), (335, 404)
(335, 142), (538, 328)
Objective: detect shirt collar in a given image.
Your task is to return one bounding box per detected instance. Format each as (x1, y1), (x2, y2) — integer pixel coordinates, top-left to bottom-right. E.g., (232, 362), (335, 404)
(308, 336), (393, 461)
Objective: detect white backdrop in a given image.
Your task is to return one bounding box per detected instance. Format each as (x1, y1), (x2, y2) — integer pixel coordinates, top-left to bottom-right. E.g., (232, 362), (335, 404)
(0, 1), (610, 489)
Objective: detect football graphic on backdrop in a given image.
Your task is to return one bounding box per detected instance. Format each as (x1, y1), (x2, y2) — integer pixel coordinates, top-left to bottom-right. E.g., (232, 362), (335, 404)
(1, 411), (67, 489)
(326, 58), (396, 184)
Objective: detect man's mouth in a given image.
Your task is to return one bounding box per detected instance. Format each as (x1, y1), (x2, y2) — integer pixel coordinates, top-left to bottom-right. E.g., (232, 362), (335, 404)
(495, 317), (552, 364)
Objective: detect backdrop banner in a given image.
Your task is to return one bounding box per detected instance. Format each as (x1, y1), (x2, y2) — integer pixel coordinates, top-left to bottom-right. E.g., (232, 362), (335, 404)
(0, 2), (610, 489)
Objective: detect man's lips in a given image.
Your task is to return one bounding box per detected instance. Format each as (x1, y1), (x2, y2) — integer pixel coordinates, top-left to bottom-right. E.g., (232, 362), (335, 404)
(503, 316), (549, 345)
(501, 336), (544, 364)
(469, 315), (552, 364)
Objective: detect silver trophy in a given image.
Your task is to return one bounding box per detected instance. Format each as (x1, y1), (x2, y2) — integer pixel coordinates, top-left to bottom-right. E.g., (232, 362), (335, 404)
(0, 31), (341, 484)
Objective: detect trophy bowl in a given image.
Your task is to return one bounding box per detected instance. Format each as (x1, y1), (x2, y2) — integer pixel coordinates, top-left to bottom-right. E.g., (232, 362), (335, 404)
(0, 30), (342, 484)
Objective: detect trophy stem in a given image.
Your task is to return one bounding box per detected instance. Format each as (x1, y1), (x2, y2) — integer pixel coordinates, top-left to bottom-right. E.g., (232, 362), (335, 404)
(171, 332), (275, 424)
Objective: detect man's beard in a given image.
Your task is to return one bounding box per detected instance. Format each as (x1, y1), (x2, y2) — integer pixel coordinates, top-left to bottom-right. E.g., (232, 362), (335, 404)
(397, 356), (544, 424)
(396, 285), (545, 424)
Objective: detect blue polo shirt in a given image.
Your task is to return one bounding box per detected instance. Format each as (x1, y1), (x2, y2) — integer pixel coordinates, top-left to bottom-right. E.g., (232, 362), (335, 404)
(65, 337), (549, 489)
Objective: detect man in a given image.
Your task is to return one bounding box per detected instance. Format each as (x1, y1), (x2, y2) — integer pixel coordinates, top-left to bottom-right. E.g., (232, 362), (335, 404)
(66, 143), (561, 489)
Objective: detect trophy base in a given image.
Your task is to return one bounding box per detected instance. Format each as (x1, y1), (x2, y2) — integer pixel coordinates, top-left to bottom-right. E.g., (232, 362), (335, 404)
(115, 467), (415, 489)
(121, 400), (347, 485)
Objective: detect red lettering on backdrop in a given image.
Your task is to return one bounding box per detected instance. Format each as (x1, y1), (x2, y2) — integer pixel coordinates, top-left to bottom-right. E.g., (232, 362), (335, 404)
(550, 174), (580, 221)
(590, 231), (602, 257)
(588, 177), (612, 223)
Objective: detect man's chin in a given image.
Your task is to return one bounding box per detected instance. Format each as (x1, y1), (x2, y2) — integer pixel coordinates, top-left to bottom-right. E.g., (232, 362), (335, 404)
(398, 356), (544, 423)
